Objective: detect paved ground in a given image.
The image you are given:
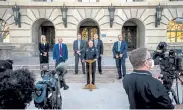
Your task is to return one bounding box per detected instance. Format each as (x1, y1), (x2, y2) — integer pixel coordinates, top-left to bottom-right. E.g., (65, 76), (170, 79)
(11, 56), (183, 109)
(27, 83), (130, 109)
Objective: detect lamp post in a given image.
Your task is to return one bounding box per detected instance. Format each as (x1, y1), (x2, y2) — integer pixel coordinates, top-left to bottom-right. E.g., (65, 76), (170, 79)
(108, 3), (115, 28)
(0, 25), (3, 42)
(61, 3), (68, 28)
(155, 3), (163, 28)
(12, 4), (21, 28)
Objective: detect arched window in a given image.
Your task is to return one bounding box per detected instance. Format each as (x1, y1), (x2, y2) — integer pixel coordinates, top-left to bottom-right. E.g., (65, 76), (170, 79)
(0, 19), (10, 43)
(167, 19), (183, 42)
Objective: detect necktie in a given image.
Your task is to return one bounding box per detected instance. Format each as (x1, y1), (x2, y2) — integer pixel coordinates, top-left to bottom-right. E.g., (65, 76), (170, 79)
(60, 44), (62, 56)
(118, 41), (121, 51)
(78, 40), (80, 50)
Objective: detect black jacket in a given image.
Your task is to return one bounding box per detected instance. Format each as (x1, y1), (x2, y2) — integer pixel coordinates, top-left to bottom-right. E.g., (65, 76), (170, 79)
(123, 70), (174, 109)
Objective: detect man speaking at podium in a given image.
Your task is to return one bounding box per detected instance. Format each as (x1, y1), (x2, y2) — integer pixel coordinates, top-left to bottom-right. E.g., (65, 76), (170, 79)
(82, 40), (99, 85)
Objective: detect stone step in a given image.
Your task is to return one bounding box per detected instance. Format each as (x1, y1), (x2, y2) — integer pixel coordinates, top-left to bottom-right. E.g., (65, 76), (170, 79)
(13, 65), (161, 70)
(30, 66), (161, 83)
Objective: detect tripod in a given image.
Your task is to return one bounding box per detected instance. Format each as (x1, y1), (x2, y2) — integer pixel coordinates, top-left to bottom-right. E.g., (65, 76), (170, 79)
(164, 72), (183, 105)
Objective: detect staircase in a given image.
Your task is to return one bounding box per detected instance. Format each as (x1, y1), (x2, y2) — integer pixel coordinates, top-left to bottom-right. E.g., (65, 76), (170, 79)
(12, 56), (161, 83)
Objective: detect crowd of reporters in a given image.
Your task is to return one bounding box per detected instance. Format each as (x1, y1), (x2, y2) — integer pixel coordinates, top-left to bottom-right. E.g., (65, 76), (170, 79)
(0, 60), (35, 109)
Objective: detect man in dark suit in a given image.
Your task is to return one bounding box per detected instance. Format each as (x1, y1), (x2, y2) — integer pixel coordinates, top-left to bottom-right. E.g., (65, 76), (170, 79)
(73, 34), (86, 74)
(52, 37), (69, 90)
(112, 35), (128, 79)
(93, 34), (104, 74)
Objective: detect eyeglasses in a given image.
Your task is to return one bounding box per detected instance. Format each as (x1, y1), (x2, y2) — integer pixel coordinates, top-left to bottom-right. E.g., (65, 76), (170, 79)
(143, 57), (152, 62)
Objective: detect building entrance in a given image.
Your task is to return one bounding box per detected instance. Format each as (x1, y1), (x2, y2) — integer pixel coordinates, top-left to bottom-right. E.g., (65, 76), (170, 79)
(41, 26), (55, 51)
(122, 26), (137, 51)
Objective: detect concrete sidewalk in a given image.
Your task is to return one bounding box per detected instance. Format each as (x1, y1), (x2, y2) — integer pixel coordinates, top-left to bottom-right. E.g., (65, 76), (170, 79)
(27, 83), (130, 109)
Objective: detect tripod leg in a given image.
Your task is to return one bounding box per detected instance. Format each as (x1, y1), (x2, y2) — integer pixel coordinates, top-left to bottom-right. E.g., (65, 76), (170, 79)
(171, 88), (179, 104)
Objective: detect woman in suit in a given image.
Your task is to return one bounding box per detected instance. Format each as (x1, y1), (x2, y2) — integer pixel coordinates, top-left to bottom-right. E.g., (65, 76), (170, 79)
(39, 35), (49, 64)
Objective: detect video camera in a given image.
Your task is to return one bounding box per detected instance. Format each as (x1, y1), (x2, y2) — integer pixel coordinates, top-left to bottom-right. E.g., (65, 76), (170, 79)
(153, 42), (183, 104)
(33, 63), (68, 109)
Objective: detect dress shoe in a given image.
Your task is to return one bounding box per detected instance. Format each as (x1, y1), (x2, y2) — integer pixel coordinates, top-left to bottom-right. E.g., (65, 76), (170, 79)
(75, 72), (78, 75)
(83, 72), (86, 74)
(99, 72), (102, 74)
(85, 84), (89, 86)
(63, 85), (69, 90)
(118, 76), (122, 79)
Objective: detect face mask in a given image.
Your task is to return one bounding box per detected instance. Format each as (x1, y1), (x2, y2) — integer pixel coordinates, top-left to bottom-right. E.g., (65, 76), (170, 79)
(151, 59), (154, 68)
(145, 59), (154, 69)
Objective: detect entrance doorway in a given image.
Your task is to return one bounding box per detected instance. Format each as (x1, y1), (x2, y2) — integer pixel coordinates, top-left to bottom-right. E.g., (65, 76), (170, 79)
(80, 26), (99, 41)
(122, 18), (145, 51)
(78, 18), (100, 42)
(41, 26), (55, 51)
(122, 26), (137, 51)
(32, 18), (55, 53)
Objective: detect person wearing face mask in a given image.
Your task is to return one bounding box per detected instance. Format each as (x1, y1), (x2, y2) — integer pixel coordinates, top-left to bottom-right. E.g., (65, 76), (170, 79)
(123, 47), (174, 109)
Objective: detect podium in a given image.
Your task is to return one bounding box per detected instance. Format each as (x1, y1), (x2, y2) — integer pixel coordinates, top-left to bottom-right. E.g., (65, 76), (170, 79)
(83, 60), (97, 91)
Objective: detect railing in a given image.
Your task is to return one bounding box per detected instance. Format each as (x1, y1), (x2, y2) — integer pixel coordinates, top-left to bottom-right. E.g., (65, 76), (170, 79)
(33, 0), (53, 2)
(170, 0), (183, 1)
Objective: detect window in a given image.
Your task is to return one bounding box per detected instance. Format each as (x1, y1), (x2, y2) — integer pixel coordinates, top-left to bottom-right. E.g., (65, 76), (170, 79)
(121, 0), (143, 1)
(170, 0), (183, 1)
(167, 19), (183, 42)
(0, 19), (10, 43)
(33, 0), (53, 2)
(78, 0), (99, 2)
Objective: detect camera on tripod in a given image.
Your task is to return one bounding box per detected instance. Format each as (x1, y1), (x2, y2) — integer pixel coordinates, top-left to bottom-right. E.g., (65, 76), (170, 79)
(153, 42), (183, 104)
(33, 63), (68, 109)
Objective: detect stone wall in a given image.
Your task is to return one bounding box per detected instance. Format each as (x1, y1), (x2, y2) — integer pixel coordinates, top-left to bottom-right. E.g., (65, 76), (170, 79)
(0, 1), (183, 56)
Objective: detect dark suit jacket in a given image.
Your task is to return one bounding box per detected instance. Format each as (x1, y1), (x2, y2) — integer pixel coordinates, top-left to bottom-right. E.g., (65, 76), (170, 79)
(73, 40), (85, 56)
(39, 42), (49, 63)
(93, 39), (104, 55)
(52, 43), (68, 62)
(112, 40), (128, 58)
(39, 42), (49, 54)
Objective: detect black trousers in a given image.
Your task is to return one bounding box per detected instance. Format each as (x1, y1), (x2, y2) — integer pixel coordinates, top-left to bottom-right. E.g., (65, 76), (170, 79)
(97, 56), (102, 73)
(75, 55), (85, 74)
(86, 62), (96, 84)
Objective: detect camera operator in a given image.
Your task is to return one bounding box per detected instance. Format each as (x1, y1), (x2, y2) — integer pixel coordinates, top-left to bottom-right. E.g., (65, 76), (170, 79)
(0, 69), (35, 109)
(56, 62), (69, 90)
(123, 47), (174, 109)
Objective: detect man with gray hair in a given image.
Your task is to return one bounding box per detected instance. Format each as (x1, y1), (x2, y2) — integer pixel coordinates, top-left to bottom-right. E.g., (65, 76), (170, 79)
(123, 47), (174, 109)
(112, 34), (127, 79)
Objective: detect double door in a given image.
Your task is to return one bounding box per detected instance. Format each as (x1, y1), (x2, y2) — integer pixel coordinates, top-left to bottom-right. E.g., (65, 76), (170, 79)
(80, 26), (99, 41)
(122, 26), (137, 51)
(41, 26), (55, 51)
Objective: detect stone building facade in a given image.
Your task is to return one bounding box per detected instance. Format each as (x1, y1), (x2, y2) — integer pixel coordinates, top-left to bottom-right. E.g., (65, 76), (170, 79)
(0, 0), (183, 56)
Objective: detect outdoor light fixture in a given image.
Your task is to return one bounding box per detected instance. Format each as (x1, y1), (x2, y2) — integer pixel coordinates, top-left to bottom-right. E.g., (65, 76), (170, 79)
(12, 4), (21, 28)
(155, 3), (163, 28)
(61, 3), (68, 28)
(108, 3), (115, 28)
(174, 17), (183, 24)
